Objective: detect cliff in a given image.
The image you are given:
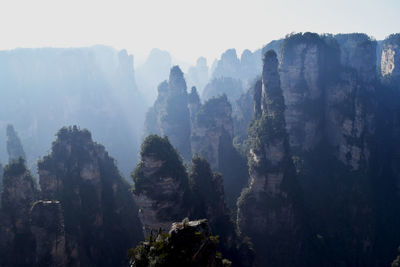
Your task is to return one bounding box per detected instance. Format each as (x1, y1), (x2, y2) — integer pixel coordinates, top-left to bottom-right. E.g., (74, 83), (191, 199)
(237, 50), (303, 267)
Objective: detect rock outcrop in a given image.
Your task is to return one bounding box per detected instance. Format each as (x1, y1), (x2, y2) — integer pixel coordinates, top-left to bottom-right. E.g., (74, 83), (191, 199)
(6, 124), (26, 162)
(237, 50), (302, 267)
(38, 126), (143, 266)
(128, 219), (228, 267)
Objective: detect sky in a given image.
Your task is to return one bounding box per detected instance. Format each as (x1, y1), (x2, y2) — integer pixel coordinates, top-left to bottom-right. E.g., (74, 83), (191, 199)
(0, 0), (399, 66)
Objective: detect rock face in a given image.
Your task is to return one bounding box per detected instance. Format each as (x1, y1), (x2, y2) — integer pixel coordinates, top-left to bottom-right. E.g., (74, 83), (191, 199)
(128, 219), (226, 267)
(132, 135), (190, 236)
(191, 95), (248, 206)
(144, 66), (192, 160)
(279, 33), (376, 170)
(327, 34), (377, 170)
(191, 95), (233, 170)
(279, 33), (328, 153)
(381, 34), (400, 81)
(38, 126), (143, 266)
(30, 200), (67, 267)
(237, 50), (302, 267)
(6, 124), (26, 162)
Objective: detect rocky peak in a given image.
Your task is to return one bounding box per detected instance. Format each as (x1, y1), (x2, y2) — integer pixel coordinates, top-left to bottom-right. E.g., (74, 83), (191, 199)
(116, 49), (136, 89)
(237, 49), (302, 267)
(261, 50), (284, 117)
(169, 65), (187, 94)
(212, 48), (241, 79)
(146, 65), (192, 160)
(6, 124), (26, 162)
(1, 158), (37, 233)
(186, 57), (209, 93)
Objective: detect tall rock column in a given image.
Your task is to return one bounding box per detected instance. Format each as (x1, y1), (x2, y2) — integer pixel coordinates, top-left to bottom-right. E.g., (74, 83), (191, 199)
(132, 135), (190, 236)
(237, 50), (302, 267)
(143, 66), (192, 160)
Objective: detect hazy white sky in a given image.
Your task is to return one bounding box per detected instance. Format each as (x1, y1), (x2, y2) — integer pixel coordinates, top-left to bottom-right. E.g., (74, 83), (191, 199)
(0, 0), (399, 65)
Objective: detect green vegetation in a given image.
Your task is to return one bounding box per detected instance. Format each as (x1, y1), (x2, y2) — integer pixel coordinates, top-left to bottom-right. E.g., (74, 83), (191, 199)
(127, 219), (228, 267)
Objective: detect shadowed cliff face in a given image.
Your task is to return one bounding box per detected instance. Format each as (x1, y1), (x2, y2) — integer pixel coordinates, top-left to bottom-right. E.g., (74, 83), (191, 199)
(38, 126), (143, 267)
(30, 200), (67, 267)
(0, 159), (38, 266)
(237, 50), (303, 267)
